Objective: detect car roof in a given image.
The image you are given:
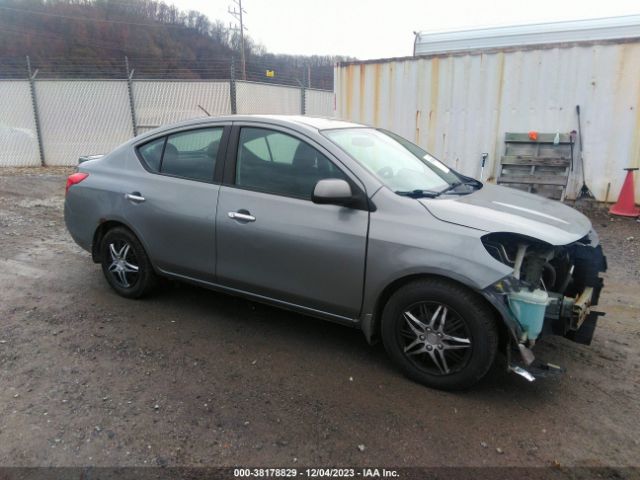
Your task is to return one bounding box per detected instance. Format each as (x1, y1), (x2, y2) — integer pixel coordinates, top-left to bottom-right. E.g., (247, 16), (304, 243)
(151, 114), (366, 133)
(255, 115), (365, 131)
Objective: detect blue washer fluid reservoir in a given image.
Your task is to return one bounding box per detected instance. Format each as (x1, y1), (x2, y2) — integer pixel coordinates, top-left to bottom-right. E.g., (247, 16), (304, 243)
(507, 289), (550, 341)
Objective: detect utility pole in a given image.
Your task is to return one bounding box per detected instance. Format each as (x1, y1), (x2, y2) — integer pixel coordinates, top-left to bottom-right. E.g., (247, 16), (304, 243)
(228, 0), (247, 80)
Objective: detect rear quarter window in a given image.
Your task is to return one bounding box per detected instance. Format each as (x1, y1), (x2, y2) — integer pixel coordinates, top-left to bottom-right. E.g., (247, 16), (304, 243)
(138, 137), (165, 172)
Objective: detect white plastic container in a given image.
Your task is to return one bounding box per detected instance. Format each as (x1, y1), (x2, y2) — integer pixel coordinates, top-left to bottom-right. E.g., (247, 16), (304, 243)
(507, 289), (550, 340)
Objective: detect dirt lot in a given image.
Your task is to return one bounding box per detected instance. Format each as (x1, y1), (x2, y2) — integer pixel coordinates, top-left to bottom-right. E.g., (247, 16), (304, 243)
(0, 168), (639, 471)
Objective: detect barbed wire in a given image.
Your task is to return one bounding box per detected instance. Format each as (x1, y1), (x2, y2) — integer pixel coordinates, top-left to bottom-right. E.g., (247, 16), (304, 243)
(0, 0), (337, 88)
(0, 56), (333, 89)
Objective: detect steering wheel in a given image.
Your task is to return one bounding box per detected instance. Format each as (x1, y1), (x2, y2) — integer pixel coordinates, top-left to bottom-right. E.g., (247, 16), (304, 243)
(377, 166), (394, 179)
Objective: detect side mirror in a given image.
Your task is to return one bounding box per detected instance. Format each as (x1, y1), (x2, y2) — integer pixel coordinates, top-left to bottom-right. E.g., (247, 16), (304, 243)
(312, 178), (354, 206)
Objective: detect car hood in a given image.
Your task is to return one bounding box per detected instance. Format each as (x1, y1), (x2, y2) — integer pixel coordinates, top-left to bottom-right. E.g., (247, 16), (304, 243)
(419, 183), (592, 246)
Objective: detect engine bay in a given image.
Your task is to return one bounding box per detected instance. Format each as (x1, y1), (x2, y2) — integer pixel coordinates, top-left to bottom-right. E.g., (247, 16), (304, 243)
(482, 230), (607, 347)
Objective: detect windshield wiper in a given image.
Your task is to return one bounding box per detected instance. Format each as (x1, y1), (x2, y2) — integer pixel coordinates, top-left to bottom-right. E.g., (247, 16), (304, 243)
(395, 189), (440, 198)
(456, 176), (483, 189)
(396, 182), (465, 199)
(437, 181), (463, 195)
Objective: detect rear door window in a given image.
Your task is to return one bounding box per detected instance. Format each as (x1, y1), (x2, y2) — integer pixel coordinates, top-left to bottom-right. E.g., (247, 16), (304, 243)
(161, 128), (223, 182)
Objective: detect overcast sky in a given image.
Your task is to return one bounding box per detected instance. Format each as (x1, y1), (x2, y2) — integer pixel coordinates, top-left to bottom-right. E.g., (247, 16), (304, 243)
(177, 0), (639, 59)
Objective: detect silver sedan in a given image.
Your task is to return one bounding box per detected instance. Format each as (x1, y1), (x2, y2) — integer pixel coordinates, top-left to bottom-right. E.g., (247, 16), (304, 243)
(65, 115), (606, 389)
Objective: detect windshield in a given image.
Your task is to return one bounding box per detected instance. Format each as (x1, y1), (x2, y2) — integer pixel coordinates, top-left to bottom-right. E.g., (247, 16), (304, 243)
(322, 127), (463, 194)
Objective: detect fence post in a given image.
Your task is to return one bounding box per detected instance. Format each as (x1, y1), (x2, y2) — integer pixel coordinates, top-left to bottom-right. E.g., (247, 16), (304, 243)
(230, 57), (237, 114)
(300, 67), (306, 115)
(26, 56), (45, 166)
(125, 56), (138, 137)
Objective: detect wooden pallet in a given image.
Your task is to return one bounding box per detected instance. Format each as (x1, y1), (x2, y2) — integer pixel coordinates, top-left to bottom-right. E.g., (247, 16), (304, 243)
(497, 132), (573, 200)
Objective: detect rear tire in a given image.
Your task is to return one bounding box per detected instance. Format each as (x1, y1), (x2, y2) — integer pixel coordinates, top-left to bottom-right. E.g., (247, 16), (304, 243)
(100, 227), (156, 298)
(381, 278), (498, 390)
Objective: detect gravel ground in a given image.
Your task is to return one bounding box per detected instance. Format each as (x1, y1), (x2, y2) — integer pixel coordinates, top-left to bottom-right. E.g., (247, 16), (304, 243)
(0, 169), (638, 472)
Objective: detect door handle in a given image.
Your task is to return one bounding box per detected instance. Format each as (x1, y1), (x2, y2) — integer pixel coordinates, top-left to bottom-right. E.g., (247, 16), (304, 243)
(125, 192), (145, 203)
(228, 211), (256, 222)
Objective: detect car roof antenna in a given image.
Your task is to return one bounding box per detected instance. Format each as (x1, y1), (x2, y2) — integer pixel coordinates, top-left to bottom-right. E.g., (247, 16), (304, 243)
(197, 105), (211, 117)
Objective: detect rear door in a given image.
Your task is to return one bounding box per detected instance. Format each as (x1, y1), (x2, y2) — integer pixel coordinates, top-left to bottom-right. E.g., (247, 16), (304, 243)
(123, 125), (229, 282)
(215, 124), (369, 319)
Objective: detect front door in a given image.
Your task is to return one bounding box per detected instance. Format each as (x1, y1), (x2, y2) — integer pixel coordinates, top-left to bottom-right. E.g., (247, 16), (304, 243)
(215, 126), (368, 319)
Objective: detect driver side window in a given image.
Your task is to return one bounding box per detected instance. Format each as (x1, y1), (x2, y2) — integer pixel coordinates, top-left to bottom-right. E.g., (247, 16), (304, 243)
(236, 127), (347, 199)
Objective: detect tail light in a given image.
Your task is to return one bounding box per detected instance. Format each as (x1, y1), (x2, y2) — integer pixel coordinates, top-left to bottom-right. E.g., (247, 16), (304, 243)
(65, 172), (89, 196)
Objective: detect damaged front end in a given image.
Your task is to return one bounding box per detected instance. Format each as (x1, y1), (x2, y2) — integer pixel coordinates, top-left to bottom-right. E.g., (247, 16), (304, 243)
(481, 230), (607, 381)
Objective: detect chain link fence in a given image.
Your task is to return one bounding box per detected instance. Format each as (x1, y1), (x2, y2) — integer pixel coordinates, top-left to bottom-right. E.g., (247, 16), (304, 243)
(133, 80), (232, 134)
(0, 80), (40, 166)
(37, 80), (133, 165)
(306, 88), (334, 119)
(235, 81), (301, 115)
(0, 73), (334, 166)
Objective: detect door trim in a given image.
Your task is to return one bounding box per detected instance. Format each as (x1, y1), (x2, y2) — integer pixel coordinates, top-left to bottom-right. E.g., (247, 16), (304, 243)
(157, 267), (361, 327)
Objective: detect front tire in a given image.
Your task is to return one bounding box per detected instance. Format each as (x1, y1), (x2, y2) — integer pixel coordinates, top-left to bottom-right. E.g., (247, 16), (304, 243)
(381, 278), (498, 390)
(100, 227), (156, 298)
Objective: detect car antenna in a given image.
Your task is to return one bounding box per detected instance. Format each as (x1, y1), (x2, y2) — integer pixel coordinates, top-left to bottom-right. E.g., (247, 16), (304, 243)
(197, 105), (211, 116)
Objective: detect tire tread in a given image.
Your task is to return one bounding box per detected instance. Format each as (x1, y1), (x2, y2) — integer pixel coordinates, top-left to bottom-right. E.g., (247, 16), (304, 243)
(381, 277), (498, 390)
(100, 226), (157, 299)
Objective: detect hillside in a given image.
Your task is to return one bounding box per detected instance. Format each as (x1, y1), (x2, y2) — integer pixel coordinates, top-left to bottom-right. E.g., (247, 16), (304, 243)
(0, 0), (345, 89)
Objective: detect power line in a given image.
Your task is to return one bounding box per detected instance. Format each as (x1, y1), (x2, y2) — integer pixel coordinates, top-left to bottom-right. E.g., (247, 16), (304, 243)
(0, 2), (331, 86)
(0, 23), (150, 55)
(0, 21), (232, 59)
(0, 4), (190, 29)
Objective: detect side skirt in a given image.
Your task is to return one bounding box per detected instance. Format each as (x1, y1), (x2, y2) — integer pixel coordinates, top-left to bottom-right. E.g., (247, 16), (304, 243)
(157, 269), (361, 329)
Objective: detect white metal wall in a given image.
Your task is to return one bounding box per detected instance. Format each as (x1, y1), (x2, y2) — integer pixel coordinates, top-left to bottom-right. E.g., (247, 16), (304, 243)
(335, 42), (640, 202)
(36, 80), (133, 166)
(133, 81), (231, 133)
(0, 80), (40, 166)
(236, 81), (301, 114)
(305, 88), (334, 117)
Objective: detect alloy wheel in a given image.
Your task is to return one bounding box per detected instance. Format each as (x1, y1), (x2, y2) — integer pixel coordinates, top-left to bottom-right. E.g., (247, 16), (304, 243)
(107, 240), (139, 289)
(400, 302), (472, 375)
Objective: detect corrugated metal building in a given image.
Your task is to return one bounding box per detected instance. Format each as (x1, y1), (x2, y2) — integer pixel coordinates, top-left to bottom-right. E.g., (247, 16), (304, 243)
(335, 15), (640, 202)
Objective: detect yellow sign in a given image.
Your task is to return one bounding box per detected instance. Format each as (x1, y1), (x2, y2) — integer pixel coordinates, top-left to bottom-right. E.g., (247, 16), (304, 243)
(265, 70), (275, 77)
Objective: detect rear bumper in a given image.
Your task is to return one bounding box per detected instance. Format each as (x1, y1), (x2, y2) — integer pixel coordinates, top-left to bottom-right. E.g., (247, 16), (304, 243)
(64, 197), (93, 253)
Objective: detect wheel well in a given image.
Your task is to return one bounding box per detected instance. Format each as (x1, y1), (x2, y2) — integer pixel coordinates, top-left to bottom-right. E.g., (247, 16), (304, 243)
(91, 220), (130, 263)
(371, 273), (508, 348)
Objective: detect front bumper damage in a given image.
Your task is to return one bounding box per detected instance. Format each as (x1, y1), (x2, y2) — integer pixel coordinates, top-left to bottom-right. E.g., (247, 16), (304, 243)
(482, 231), (607, 381)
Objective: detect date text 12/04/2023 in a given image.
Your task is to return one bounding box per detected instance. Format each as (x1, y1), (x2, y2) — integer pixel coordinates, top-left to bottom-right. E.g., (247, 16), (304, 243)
(233, 468), (400, 478)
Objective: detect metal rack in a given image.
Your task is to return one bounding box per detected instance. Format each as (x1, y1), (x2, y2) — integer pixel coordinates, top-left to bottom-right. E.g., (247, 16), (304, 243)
(497, 132), (573, 200)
